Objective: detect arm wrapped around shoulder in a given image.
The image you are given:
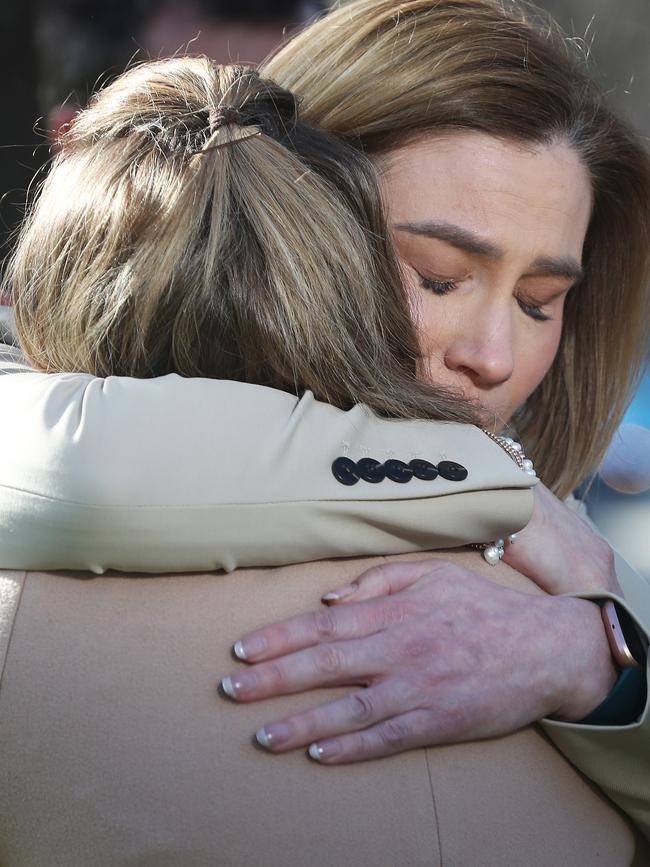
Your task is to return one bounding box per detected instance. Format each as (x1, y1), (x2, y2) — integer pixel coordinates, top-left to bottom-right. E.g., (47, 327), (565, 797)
(0, 372), (535, 573)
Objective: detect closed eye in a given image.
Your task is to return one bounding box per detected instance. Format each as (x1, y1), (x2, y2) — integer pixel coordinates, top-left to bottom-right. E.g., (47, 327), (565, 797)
(517, 297), (551, 321)
(418, 275), (457, 295)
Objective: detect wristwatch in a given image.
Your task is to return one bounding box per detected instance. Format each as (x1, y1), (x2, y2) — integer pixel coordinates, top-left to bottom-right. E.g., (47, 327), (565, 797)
(578, 600), (648, 727)
(600, 599), (646, 669)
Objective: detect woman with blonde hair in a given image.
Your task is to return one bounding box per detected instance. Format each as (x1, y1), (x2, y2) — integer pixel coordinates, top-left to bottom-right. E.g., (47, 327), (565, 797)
(218, 0), (650, 830)
(0, 2), (649, 864)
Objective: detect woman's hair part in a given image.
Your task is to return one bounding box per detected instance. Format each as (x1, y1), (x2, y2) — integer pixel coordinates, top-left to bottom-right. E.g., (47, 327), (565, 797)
(265, 0), (650, 497)
(8, 57), (477, 424)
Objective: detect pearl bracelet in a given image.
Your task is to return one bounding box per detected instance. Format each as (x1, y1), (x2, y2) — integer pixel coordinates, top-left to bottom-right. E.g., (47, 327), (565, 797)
(474, 431), (536, 566)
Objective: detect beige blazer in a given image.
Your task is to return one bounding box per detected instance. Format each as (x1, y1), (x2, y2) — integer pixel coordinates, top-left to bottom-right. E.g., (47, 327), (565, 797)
(0, 342), (648, 862)
(0, 554), (645, 867)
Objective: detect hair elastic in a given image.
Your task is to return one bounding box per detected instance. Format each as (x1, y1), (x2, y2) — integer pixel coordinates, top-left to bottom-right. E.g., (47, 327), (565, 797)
(208, 106), (248, 132)
(199, 106), (262, 154)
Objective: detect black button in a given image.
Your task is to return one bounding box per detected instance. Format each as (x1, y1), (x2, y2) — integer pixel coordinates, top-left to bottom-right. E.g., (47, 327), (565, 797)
(437, 460), (468, 482)
(384, 459), (414, 483)
(409, 459), (439, 481)
(332, 456), (360, 486)
(357, 458), (386, 483)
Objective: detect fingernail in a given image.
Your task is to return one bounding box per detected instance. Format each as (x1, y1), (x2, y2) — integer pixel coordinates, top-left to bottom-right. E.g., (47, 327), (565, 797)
(308, 740), (341, 761)
(233, 641), (247, 660)
(232, 635), (267, 660)
(321, 584), (357, 604)
(255, 727), (272, 749)
(256, 722), (292, 750)
(220, 671), (256, 699)
(221, 676), (237, 698)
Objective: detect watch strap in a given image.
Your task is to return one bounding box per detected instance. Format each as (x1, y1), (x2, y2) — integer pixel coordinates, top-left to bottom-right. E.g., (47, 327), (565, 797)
(578, 666), (647, 726)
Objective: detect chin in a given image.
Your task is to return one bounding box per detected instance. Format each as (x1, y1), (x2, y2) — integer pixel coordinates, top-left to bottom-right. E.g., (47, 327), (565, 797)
(473, 405), (516, 433)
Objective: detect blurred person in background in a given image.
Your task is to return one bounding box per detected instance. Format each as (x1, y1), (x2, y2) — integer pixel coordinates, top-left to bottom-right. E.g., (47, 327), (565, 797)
(39, 0), (325, 141)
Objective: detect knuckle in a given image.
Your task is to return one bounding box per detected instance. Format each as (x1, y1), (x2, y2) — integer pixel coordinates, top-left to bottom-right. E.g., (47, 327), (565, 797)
(300, 708), (323, 739)
(359, 565), (383, 582)
(358, 565), (389, 593)
(378, 718), (411, 750)
(437, 703), (465, 735)
(264, 661), (288, 691)
(312, 608), (338, 640)
(369, 602), (400, 632)
(271, 625), (290, 650)
(382, 599), (415, 627)
(348, 691), (375, 725)
(398, 636), (431, 660)
(315, 644), (346, 677)
(434, 700), (477, 741)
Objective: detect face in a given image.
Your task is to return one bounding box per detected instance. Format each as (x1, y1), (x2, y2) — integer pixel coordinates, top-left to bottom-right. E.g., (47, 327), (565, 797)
(379, 132), (593, 430)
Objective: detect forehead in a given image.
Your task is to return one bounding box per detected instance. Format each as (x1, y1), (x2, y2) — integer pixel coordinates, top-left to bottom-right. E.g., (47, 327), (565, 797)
(379, 132), (593, 260)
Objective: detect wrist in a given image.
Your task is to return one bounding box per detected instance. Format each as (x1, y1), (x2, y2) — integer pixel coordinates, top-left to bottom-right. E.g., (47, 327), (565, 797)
(548, 596), (619, 722)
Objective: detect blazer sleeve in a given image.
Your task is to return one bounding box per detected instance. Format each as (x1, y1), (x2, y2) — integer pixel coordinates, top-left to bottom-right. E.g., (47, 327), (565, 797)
(541, 551), (650, 841)
(0, 368), (535, 573)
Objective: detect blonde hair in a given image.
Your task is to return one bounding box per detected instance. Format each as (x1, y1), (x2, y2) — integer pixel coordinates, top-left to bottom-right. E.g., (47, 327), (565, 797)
(9, 58), (476, 423)
(265, 0), (650, 498)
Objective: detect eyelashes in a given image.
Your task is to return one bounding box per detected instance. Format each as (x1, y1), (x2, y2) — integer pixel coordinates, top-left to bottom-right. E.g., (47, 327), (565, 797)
(419, 276), (457, 295)
(516, 298), (551, 322)
(417, 273), (552, 322)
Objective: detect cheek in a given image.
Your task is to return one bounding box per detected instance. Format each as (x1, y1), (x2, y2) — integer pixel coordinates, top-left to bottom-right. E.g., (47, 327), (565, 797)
(515, 324), (563, 397)
(409, 296), (450, 357)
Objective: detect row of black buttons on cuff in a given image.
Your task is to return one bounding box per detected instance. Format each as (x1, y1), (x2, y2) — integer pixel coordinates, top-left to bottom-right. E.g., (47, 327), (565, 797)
(331, 457), (468, 486)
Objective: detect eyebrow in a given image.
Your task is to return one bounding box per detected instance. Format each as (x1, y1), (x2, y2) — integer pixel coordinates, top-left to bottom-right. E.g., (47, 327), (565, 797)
(527, 256), (584, 284)
(393, 220), (584, 284)
(394, 220), (502, 257)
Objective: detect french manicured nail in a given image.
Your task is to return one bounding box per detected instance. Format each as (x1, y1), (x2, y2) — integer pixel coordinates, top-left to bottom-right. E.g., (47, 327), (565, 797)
(221, 676), (237, 698)
(220, 671), (256, 698)
(308, 740), (341, 761)
(232, 635), (266, 660)
(233, 641), (247, 660)
(321, 584), (358, 603)
(255, 727), (272, 749)
(255, 722), (293, 750)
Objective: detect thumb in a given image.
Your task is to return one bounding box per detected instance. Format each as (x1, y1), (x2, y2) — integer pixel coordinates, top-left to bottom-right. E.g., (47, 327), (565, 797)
(321, 559), (447, 605)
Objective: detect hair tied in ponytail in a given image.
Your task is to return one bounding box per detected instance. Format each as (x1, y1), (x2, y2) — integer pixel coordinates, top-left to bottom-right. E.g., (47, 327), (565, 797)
(200, 106), (262, 154)
(209, 106), (247, 131)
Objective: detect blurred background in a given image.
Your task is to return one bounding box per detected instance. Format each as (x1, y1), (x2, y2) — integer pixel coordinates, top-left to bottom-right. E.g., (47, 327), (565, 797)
(1, 0), (649, 576)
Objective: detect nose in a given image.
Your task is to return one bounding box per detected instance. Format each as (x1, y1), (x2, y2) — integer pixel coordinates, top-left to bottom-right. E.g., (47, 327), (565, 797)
(443, 305), (515, 388)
